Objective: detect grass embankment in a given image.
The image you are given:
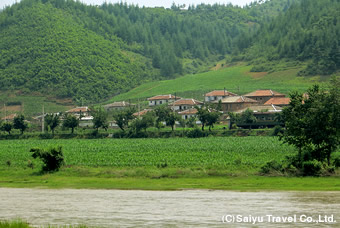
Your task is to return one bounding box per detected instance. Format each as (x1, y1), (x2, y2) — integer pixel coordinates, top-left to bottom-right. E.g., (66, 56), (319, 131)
(0, 137), (339, 191)
(108, 63), (329, 102)
(0, 220), (86, 228)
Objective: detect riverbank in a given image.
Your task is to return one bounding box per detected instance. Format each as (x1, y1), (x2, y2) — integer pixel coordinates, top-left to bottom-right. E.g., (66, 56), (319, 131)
(0, 167), (339, 191)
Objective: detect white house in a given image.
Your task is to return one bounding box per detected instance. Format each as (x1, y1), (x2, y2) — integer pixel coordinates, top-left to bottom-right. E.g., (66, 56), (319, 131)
(204, 90), (237, 102)
(178, 108), (198, 120)
(147, 94), (181, 106)
(170, 99), (203, 111)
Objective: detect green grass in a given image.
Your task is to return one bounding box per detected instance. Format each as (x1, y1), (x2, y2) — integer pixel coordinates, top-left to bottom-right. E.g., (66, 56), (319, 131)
(0, 137), (339, 191)
(107, 64), (331, 102)
(0, 137), (296, 170)
(0, 92), (73, 118)
(0, 220), (87, 228)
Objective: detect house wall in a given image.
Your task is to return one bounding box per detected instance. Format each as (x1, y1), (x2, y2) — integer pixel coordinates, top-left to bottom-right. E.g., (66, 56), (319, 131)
(221, 102), (255, 112)
(205, 96), (226, 102)
(173, 105), (201, 111)
(149, 99), (174, 106)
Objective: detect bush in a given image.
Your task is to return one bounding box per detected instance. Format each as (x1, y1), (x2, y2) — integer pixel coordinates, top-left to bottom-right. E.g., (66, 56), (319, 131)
(260, 160), (283, 175)
(333, 155), (340, 168)
(271, 125), (284, 136)
(302, 160), (322, 176)
(30, 146), (64, 172)
(186, 128), (205, 138)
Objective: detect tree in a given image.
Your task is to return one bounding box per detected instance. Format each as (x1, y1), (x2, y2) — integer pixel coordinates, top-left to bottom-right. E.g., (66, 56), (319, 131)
(92, 107), (108, 132)
(13, 114), (28, 134)
(165, 112), (180, 131)
(113, 108), (134, 131)
(154, 105), (171, 130)
(196, 106), (220, 131)
(45, 114), (60, 135)
(62, 114), (79, 134)
(30, 146), (64, 172)
(282, 78), (340, 167)
(206, 111), (221, 131)
(1, 122), (13, 135)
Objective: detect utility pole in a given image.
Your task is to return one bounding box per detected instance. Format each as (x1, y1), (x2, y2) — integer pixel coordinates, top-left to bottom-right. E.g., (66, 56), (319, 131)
(42, 105), (45, 133)
(4, 103), (7, 122)
(138, 98), (140, 119)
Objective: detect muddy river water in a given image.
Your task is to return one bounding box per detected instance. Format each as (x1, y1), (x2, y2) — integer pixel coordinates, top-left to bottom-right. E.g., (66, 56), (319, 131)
(0, 188), (339, 227)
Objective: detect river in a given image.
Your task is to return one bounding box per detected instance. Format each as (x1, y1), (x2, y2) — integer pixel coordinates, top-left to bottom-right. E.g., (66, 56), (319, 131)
(0, 188), (339, 227)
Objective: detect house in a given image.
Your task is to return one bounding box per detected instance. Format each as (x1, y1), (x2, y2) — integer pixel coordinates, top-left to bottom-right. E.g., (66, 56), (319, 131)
(133, 109), (153, 118)
(216, 96), (258, 112)
(79, 116), (94, 127)
(66, 107), (91, 117)
(104, 101), (133, 111)
(264, 97), (291, 107)
(147, 94), (181, 106)
(244, 90), (286, 104)
(204, 90), (237, 102)
(178, 108), (198, 120)
(170, 99), (203, 111)
(235, 105), (283, 128)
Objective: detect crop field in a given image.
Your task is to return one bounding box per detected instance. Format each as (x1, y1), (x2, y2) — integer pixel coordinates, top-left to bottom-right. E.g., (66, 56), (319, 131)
(0, 137), (297, 169)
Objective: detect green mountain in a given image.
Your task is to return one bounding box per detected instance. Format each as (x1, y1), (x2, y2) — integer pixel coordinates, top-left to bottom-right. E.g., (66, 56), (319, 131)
(0, 0), (156, 102)
(242, 0), (340, 75)
(0, 0), (338, 105)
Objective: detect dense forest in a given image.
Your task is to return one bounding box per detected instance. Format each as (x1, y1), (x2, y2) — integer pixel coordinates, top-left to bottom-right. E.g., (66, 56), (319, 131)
(243, 0), (340, 75)
(0, 0), (338, 102)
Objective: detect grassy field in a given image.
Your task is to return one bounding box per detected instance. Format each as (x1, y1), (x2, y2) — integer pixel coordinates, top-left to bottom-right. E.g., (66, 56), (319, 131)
(107, 63), (331, 103)
(0, 91), (73, 118)
(0, 137), (295, 171)
(0, 137), (339, 191)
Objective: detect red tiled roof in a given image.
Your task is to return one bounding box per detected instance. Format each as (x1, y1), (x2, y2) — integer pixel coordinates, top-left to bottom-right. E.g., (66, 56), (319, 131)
(264, 97), (290, 106)
(244, 90), (285, 97)
(205, 90), (238, 97)
(171, 99), (203, 106)
(148, 94), (181, 101)
(178, 108), (198, 115)
(218, 96), (258, 104)
(66, 107), (90, 113)
(133, 109), (152, 117)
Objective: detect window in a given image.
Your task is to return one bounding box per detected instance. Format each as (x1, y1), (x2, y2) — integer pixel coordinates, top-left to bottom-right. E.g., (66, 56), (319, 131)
(160, 101), (162, 104)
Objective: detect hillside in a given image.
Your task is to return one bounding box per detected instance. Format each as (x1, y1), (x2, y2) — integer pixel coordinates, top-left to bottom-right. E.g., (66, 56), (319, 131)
(242, 0), (340, 75)
(108, 63), (331, 102)
(0, 0), (156, 103)
(0, 0), (338, 106)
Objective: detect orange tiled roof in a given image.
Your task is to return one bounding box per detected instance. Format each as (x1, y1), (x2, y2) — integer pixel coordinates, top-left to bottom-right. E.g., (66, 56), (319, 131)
(244, 90), (285, 97)
(133, 109), (152, 116)
(172, 99), (203, 106)
(217, 96), (258, 104)
(205, 90), (237, 97)
(66, 107), (90, 113)
(178, 108), (198, 115)
(148, 94), (181, 101)
(264, 97), (290, 106)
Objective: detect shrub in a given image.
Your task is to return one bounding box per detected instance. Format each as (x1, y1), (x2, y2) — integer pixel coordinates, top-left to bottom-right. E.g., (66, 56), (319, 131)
(260, 160), (283, 174)
(302, 160), (322, 176)
(271, 125), (284, 136)
(333, 155), (340, 168)
(30, 146), (64, 172)
(186, 128), (205, 138)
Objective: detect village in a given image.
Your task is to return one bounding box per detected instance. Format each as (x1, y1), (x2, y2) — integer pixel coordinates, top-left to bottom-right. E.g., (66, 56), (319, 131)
(0, 89), (291, 132)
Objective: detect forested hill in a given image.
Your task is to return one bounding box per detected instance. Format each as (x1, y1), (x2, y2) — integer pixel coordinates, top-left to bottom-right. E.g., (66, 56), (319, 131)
(242, 0), (340, 75)
(0, 0), (156, 102)
(0, 0), (338, 103)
